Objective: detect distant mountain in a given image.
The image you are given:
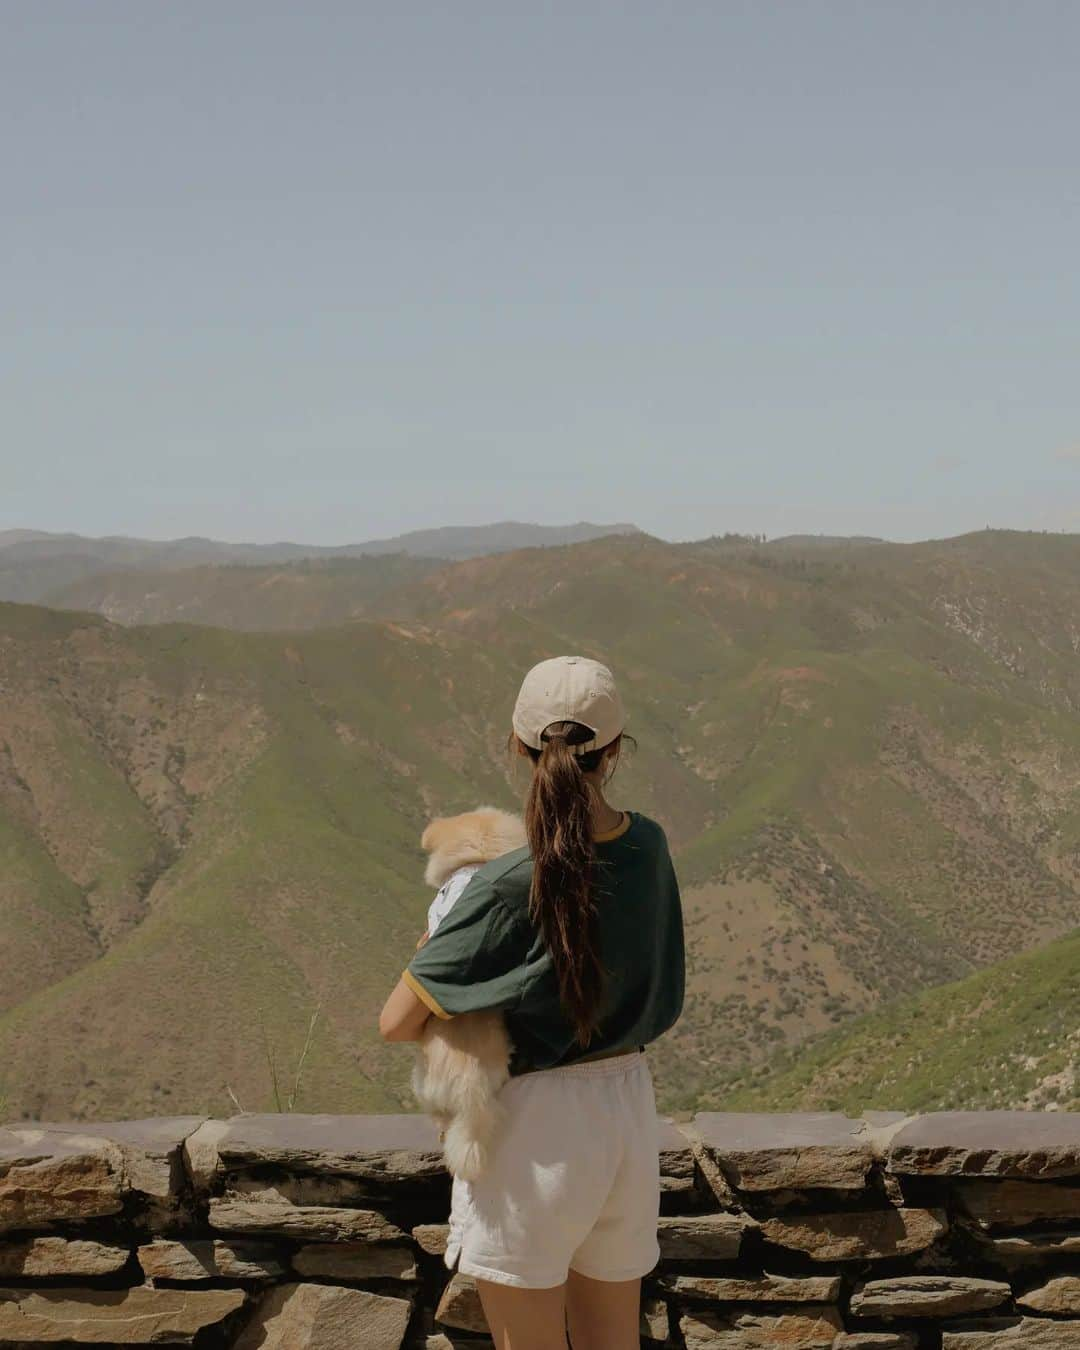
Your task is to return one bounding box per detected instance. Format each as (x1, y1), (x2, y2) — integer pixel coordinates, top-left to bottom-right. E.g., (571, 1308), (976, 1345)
(340, 520), (643, 560)
(45, 555), (445, 630)
(0, 530), (59, 547)
(0, 521), (643, 604)
(1, 528), (1078, 1121)
(765, 533), (889, 549)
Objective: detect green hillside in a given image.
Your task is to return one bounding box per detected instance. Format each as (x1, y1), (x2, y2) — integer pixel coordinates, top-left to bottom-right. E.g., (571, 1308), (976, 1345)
(714, 926), (1080, 1114)
(1, 529), (1078, 1120)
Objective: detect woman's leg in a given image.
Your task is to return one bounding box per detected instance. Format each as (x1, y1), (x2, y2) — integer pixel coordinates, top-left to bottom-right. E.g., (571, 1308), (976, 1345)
(473, 1276), (570, 1350)
(565, 1269), (641, 1350)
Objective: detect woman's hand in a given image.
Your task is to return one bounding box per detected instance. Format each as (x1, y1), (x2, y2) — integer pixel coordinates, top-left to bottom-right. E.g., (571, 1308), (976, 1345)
(415, 929), (430, 950)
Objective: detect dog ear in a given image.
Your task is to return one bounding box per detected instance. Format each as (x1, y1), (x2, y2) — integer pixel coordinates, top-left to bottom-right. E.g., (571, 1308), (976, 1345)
(421, 817), (449, 854)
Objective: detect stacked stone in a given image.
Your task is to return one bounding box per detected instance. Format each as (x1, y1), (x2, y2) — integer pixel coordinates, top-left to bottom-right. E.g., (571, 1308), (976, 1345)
(0, 1109), (1078, 1347)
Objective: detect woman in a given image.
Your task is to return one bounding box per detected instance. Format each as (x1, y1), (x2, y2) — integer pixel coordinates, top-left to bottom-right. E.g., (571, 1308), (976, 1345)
(379, 654), (685, 1350)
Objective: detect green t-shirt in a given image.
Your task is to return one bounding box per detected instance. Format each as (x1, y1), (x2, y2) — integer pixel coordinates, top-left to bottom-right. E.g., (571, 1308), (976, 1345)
(402, 809), (685, 1075)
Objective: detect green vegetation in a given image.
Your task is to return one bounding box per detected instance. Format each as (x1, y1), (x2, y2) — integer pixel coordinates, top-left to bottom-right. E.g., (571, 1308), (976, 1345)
(0, 528), (1077, 1120)
(718, 927), (1080, 1113)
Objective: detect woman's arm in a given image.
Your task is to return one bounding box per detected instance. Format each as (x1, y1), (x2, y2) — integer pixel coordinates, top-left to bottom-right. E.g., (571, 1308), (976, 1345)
(378, 976), (433, 1042)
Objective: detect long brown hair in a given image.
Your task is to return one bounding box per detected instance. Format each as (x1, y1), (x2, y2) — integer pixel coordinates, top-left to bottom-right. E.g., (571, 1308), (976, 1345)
(508, 720), (627, 1047)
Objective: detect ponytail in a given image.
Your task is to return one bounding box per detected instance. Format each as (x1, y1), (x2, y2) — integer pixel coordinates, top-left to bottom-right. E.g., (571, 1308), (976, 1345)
(513, 720), (614, 1048)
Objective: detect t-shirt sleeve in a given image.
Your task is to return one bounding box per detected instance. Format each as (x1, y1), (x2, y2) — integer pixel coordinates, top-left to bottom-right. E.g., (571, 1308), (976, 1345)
(402, 871), (528, 1019)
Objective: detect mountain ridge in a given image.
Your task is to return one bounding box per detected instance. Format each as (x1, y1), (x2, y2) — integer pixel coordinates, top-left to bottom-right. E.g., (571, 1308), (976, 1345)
(0, 528), (1077, 1119)
(0, 521), (644, 605)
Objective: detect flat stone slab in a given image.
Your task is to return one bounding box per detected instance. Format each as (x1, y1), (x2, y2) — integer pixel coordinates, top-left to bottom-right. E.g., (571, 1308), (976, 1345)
(1, 1117), (206, 1231)
(2, 1117), (205, 1200)
(223, 1171), (400, 1208)
(208, 1195), (406, 1242)
(760, 1208), (947, 1261)
(0, 1236), (129, 1278)
(941, 1316), (1080, 1348)
(688, 1112), (875, 1190)
(656, 1273), (841, 1302)
(291, 1241), (418, 1280)
(681, 1307), (843, 1349)
(196, 1112), (446, 1183)
(0, 1283), (244, 1343)
(412, 1222), (449, 1256)
(659, 1118), (695, 1178)
(956, 1179), (1080, 1229)
(435, 1273), (488, 1334)
(233, 1280), (411, 1349)
(850, 1276), (1012, 1317)
(834, 1336), (916, 1350)
(1016, 1276), (1080, 1314)
(886, 1112), (1080, 1178)
(658, 1213), (755, 1260)
(981, 1229), (1080, 1259)
(0, 1148), (125, 1234)
(642, 1296), (669, 1341)
(138, 1238), (284, 1282)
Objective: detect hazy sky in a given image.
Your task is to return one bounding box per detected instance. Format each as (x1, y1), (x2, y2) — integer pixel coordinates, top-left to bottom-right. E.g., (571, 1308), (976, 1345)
(4, 2), (1078, 545)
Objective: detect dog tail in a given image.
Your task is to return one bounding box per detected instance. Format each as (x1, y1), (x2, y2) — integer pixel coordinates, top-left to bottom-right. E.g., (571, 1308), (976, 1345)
(443, 1098), (507, 1181)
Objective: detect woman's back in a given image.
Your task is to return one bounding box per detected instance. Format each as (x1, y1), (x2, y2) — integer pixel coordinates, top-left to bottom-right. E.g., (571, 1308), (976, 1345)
(403, 808), (684, 1075)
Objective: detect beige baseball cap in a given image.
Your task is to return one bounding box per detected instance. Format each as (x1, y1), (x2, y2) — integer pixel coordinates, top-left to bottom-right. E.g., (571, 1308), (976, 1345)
(511, 655), (627, 754)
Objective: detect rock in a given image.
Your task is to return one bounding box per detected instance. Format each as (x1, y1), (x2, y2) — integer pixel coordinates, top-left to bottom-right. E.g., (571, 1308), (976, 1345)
(208, 1194), (406, 1241)
(641, 1295), (669, 1341)
(834, 1336), (916, 1350)
(941, 1316), (1080, 1347)
(887, 1112), (1080, 1179)
(226, 1170), (386, 1207)
(0, 1117), (204, 1230)
(683, 1129), (740, 1208)
(688, 1112), (874, 1191)
(0, 1147), (124, 1233)
(413, 1222), (450, 1255)
(207, 1112), (446, 1182)
(760, 1207), (947, 1261)
(956, 1179), (1080, 1229)
(657, 1273), (841, 1302)
(0, 1235), (129, 1277)
(658, 1212), (755, 1260)
(138, 1237), (284, 1282)
(292, 1241), (418, 1280)
(0, 1283), (245, 1343)
(659, 1118), (695, 1179)
(661, 1174), (701, 1206)
(57, 1117), (204, 1204)
(181, 1118), (229, 1193)
(982, 1230), (1080, 1260)
(882, 1172), (907, 1205)
(680, 1306), (843, 1349)
(849, 1275), (1011, 1317)
(1016, 1277), (1080, 1314)
(233, 1280), (411, 1348)
(435, 1272), (488, 1333)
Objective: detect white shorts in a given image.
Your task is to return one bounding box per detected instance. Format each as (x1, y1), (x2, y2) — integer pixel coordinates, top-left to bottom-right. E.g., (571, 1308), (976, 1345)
(444, 1048), (662, 1289)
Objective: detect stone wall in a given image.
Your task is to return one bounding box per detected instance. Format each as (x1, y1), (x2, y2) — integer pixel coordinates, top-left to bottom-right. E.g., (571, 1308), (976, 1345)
(1, 1109), (1079, 1347)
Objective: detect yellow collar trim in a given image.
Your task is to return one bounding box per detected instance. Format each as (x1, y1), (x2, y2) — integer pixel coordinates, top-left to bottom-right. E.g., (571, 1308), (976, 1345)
(593, 810), (631, 843)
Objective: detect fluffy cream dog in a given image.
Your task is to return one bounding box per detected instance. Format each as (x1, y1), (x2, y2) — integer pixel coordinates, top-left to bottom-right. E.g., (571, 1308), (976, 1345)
(412, 806), (525, 1180)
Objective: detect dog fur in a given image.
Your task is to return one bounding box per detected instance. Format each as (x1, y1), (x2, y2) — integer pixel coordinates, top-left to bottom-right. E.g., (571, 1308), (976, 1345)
(420, 806), (528, 889)
(412, 806), (525, 1180)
